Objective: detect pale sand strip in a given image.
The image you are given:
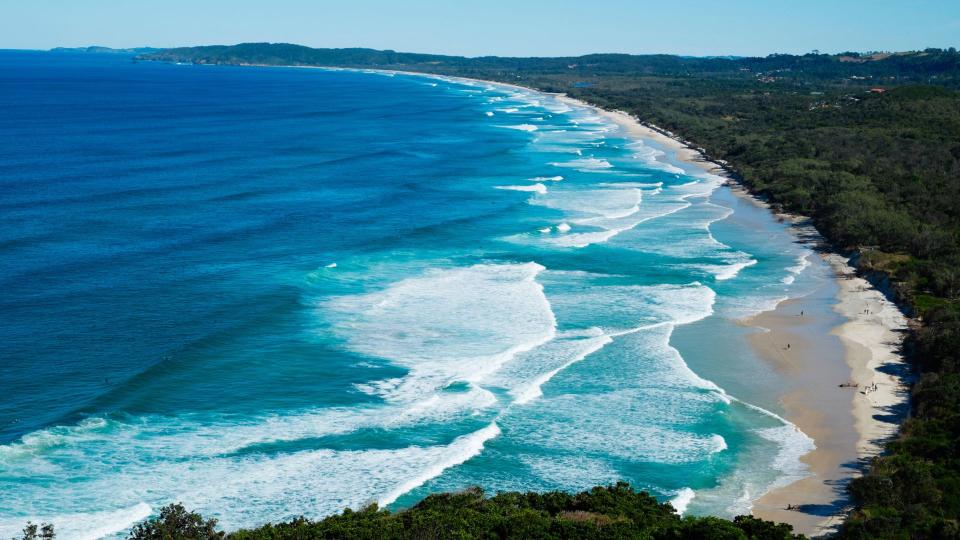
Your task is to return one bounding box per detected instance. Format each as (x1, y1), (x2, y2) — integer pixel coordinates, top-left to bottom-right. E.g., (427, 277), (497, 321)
(744, 297), (858, 536)
(824, 252), (910, 458)
(561, 98), (912, 536)
(747, 254), (910, 537)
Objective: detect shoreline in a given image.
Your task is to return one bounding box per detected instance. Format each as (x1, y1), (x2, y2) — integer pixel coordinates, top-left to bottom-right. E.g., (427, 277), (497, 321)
(561, 94), (911, 536)
(313, 65), (914, 536)
(174, 62), (912, 535)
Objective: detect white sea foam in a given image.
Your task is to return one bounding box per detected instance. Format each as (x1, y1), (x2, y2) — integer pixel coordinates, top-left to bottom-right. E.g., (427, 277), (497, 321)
(509, 333), (613, 405)
(703, 258), (758, 281)
(754, 424), (816, 493)
(598, 181), (662, 189)
(723, 294), (790, 320)
(324, 263), (557, 403)
(533, 187), (641, 219)
(378, 422), (501, 506)
(521, 455), (622, 492)
(540, 229), (623, 248)
(670, 488), (696, 515)
(485, 111), (494, 117)
(534, 129), (605, 145)
(0, 74), (833, 531)
(782, 253), (811, 284)
(0, 503), (152, 540)
(628, 141), (687, 174)
(614, 199), (739, 258)
(0, 416), (508, 534)
(0, 386), (503, 474)
(673, 176), (725, 200)
(511, 377), (728, 465)
(713, 397), (816, 513)
(498, 124), (538, 132)
(495, 183), (548, 194)
(549, 157), (613, 170)
(517, 185), (699, 248)
(516, 404), (731, 464)
(543, 103), (574, 114)
(543, 280), (717, 337)
(787, 254), (811, 274)
(481, 278), (719, 419)
(529, 201), (691, 249)
(325, 262), (337, 268)
(530, 175), (563, 182)
(711, 434), (729, 453)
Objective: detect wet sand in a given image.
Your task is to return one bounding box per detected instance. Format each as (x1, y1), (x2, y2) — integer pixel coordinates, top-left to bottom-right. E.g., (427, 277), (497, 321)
(290, 69), (912, 536)
(578, 102), (911, 537)
(745, 296), (860, 535)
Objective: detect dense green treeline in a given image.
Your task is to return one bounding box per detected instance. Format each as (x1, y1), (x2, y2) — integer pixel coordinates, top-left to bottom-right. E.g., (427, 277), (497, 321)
(142, 44), (960, 86)
(228, 484), (800, 540)
(14, 484), (803, 539)
(112, 484), (803, 539)
(134, 44), (960, 537)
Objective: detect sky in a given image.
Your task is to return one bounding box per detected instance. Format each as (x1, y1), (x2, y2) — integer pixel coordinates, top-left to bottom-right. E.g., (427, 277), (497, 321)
(1, 0), (958, 57)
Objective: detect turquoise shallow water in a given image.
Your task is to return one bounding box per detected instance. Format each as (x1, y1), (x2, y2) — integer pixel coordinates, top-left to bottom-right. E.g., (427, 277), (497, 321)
(0, 51), (832, 538)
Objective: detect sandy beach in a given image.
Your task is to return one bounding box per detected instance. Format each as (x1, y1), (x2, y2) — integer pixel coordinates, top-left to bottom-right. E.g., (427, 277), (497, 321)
(261, 66), (913, 536)
(393, 73), (913, 536)
(570, 96), (912, 536)
(745, 253), (910, 536)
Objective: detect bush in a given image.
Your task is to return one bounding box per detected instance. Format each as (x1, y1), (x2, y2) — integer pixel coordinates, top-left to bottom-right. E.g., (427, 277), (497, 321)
(127, 504), (223, 540)
(132, 485), (803, 539)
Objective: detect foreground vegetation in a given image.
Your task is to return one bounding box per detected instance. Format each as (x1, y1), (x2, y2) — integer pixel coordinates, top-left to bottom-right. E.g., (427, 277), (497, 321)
(134, 45), (960, 538)
(14, 484), (800, 539)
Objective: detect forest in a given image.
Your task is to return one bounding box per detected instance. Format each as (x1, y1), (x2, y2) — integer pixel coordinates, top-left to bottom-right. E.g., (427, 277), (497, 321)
(134, 44), (960, 538)
(17, 484), (803, 540)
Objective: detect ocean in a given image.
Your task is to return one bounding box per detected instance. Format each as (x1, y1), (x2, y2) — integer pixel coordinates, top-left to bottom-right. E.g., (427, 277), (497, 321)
(0, 51), (833, 538)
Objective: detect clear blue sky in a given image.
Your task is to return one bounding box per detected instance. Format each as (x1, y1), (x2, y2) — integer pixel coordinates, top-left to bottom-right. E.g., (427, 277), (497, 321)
(2, 0), (958, 57)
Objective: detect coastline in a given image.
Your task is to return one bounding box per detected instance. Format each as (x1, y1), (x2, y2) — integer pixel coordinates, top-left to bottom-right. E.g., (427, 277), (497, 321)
(565, 95), (911, 536)
(323, 66), (914, 536)
(742, 251), (909, 536)
(175, 62), (911, 535)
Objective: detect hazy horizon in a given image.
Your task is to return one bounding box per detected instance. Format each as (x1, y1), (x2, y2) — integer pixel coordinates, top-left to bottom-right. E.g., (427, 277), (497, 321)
(20, 42), (960, 59)
(2, 0), (958, 58)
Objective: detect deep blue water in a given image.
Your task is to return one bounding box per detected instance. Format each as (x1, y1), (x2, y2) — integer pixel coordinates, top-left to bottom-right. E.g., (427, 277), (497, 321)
(0, 51), (832, 538)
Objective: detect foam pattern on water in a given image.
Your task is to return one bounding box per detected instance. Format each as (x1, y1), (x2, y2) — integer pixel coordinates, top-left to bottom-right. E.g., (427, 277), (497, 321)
(0, 62), (825, 537)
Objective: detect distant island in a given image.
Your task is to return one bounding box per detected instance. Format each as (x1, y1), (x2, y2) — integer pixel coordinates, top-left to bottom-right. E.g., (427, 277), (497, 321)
(51, 45), (159, 54)
(132, 42), (960, 539)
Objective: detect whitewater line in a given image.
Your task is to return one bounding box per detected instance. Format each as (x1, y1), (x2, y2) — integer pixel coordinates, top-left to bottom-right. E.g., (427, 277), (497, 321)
(319, 67), (813, 514)
(378, 422), (502, 507)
